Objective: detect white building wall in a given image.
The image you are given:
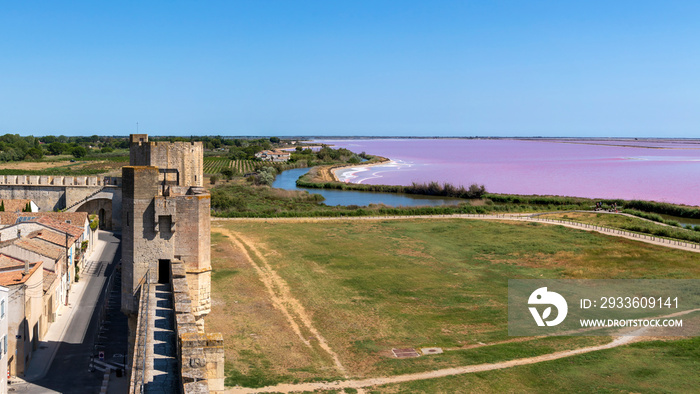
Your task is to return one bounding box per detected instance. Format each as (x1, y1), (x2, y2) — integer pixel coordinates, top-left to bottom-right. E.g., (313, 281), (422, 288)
(0, 286), (8, 394)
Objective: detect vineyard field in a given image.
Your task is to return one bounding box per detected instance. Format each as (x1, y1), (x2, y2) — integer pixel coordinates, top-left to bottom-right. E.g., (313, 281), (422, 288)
(203, 158), (256, 175)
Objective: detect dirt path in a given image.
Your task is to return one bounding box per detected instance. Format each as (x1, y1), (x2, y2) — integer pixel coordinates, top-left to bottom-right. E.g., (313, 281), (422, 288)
(224, 335), (641, 393)
(212, 226), (349, 378)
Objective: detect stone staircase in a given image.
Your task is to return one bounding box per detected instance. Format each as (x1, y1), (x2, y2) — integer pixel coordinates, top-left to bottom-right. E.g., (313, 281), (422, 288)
(143, 284), (179, 393)
(64, 186), (107, 211)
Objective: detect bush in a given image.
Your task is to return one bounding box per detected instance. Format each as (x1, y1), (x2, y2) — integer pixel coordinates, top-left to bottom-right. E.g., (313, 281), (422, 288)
(72, 146), (87, 158)
(255, 167), (277, 186)
(297, 175), (487, 199)
(221, 168), (234, 180)
(624, 200), (700, 219)
(25, 147), (44, 160)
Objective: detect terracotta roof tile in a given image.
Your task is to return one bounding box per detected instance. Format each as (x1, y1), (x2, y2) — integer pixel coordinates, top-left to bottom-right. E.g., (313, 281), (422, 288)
(0, 199), (33, 213)
(0, 263), (41, 286)
(36, 217), (84, 238)
(0, 212), (88, 231)
(32, 229), (78, 247)
(13, 238), (64, 260)
(43, 269), (58, 293)
(0, 254), (26, 268)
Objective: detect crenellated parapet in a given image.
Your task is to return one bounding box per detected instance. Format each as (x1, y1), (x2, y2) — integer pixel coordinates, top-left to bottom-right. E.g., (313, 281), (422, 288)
(0, 175), (106, 186)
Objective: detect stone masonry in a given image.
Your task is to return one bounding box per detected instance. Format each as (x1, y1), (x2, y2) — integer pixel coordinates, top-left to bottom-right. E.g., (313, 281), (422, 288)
(121, 135), (211, 328)
(122, 134), (222, 393)
(0, 175), (105, 212)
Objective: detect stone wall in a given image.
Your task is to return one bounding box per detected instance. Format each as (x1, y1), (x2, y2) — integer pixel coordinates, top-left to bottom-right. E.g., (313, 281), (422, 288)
(0, 175), (103, 186)
(171, 261), (224, 393)
(123, 134), (217, 391)
(127, 277), (150, 393)
(175, 191), (212, 326)
(121, 166), (162, 315)
(129, 135), (204, 188)
(0, 176), (107, 211)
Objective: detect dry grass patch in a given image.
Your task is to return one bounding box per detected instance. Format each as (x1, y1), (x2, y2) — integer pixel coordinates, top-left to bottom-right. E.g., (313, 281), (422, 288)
(207, 231), (343, 387)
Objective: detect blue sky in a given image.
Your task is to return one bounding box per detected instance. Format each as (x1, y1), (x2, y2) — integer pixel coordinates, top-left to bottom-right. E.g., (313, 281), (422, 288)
(1, 1), (699, 137)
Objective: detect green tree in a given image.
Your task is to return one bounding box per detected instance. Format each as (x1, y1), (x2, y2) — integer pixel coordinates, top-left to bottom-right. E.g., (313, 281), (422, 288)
(47, 142), (66, 155)
(269, 137), (280, 143)
(255, 166), (277, 186)
(221, 168), (234, 180)
(25, 147), (44, 160)
(71, 146), (87, 158)
(229, 148), (247, 160)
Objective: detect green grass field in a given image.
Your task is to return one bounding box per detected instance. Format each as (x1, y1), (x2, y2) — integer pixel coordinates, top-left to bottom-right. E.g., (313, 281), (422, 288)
(368, 337), (700, 393)
(539, 211), (700, 244)
(208, 218), (700, 390)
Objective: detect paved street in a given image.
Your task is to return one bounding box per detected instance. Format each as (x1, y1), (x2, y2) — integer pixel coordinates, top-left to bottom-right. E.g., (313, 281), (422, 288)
(9, 230), (128, 394)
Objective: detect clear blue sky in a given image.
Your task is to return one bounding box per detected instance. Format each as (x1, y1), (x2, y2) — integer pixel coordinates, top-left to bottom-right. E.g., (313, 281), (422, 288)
(2, 1), (699, 137)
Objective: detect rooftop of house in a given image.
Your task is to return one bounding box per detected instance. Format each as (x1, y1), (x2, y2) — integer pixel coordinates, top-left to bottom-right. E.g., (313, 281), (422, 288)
(0, 253), (26, 268)
(0, 199), (34, 213)
(12, 237), (65, 261)
(0, 212), (88, 229)
(31, 228), (79, 247)
(35, 216), (85, 239)
(0, 262), (41, 287)
(43, 269), (58, 293)
(256, 149), (291, 156)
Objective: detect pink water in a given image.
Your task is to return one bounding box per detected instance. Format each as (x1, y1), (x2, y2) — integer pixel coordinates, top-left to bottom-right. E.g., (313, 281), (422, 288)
(315, 139), (700, 206)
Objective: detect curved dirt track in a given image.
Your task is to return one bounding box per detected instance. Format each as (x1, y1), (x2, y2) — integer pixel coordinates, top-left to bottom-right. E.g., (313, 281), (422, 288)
(225, 336), (640, 393)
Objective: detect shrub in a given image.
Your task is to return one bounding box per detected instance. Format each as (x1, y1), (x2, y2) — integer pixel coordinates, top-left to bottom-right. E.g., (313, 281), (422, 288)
(221, 168), (234, 180)
(72, 146), (87, 158)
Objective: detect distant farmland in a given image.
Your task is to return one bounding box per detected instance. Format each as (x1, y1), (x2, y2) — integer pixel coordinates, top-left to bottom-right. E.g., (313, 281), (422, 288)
(203, 157), (256, 175)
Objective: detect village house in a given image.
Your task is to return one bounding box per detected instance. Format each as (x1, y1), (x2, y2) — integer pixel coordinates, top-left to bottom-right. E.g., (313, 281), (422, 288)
(0, 257), (43, 378)
(0, 211), (91, 372)
(0, 231), (72, 326)
(0, 285), (8, 394)
(0, 212), (91, 270)
(254, 149), (291, 162)
(0, 215), (88, 314)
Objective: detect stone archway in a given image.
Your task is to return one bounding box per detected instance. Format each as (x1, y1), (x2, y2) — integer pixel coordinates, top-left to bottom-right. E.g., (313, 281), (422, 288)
(75, 198), (113, 230)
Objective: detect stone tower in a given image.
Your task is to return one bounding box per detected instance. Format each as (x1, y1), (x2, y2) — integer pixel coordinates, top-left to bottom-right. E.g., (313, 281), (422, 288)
(121, 134), (211, 330)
